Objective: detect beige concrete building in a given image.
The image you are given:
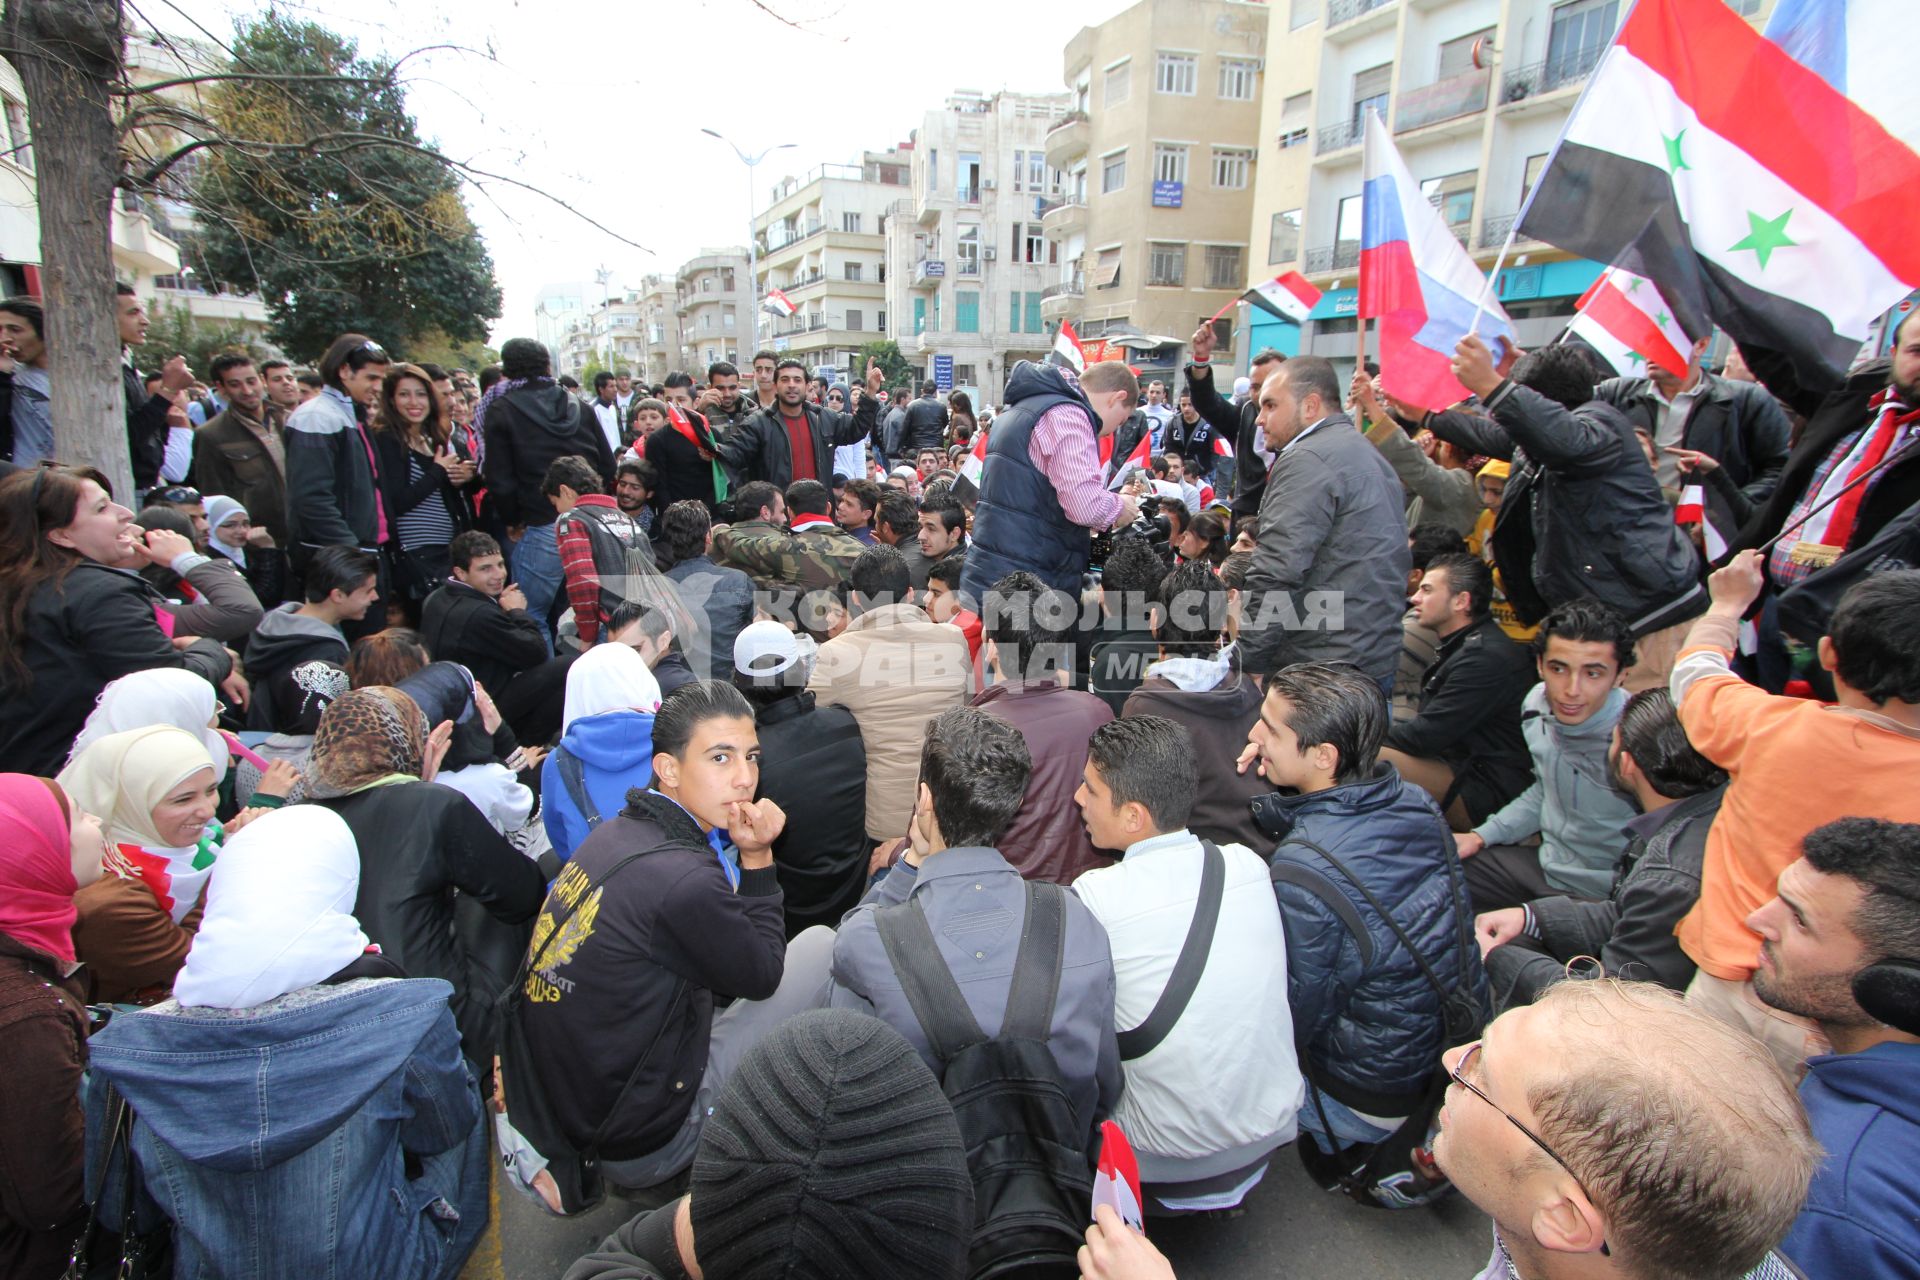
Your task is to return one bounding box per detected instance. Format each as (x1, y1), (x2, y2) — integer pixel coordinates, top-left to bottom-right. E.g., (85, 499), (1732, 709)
(1040, 0), (1269, 374)
(753, 150), (910, 374)
(675, 248), (752, 373)
(1242, 0), (1779, 372)
(883, 90), (1073, 408)
(635, 275), (681, 385)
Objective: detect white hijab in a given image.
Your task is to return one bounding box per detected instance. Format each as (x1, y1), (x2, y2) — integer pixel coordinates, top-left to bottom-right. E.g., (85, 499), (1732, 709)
(174, 806), (370, 1009)
(562, 643), (662, 734)
(69, 668), (231, 785)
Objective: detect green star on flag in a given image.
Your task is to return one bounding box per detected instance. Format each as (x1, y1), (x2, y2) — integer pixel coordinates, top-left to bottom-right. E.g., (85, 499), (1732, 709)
(1662, 129), (1690, 173)
(1654, 309), (1671, 328)
(1625, 350), (1646, 368)
(1624, 276), (1644, 294)
(1729, 209), (1797, 270)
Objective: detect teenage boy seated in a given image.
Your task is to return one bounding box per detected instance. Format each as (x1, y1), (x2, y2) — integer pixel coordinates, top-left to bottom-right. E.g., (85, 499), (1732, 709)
(1379, 552), (1535, 832)
(1455, 599), (1640, 912)
(1071, 716), (1302, 1214)
(244, 544), (376, 734)
(1247, 663), (1485, 1176)
(1477, 687), (1727, 1011)
(419, 531), (549, 699)
(827, 707), (1122, 1148)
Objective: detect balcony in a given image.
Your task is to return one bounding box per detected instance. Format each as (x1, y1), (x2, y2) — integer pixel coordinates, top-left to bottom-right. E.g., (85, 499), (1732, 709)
(957, 187), (981, 206)
(912, 258), (947, 288)
(1500, 45), (1606, 111)
(1395, 68), (1490, 136)
(1478, 214), (1541, 251)
(1303, 242), (1361, 274)
(1039, 198), (1087, 240)
(1044, 111), (1090, 169)
(1326, 0), (1396, 38)
(1039, 280), (1083, 322)
(1316, 118), (1366, 155)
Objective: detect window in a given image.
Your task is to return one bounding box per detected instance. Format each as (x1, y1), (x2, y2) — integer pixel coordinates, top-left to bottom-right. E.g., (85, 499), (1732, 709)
(846, 309), (864, 332)
(956, 224), (980, 276)
(1153, 144), (1189, 185)
(1148, 242), (1187, 287)
(925, 148), (939, 196)
(956, 290), (980, 334)
(1030, 152), (1046, 192)
(877, 310), (887, 331)
(1269, 208), (1302, 264)
(1204, 245), (1244, 291)
(1520, 152), (1549, 206)
(1104, 60), (1131, 108)
(843, 212), (862, 233)
(1093, 246), (1123, 289)
(1010, 292), (1025, 333)
(1024, 292), (1042, 333)
(721, 269), (736, 291)
(1278, 91), (1311, 149)
(914, 296), (926, 335)
(701, 277), (715, 293)
(1726, 0), (1762, 13)
(1156, 52), (1197, 96)
(1420, 169), (1478, 239)
(1026, 226), (1050, 264)
(1353, 64), (1393, 130)
(724, 311), (737, 330)
(954, 364), (978, 386)
(1013, 150), (1026, 191)
(844, 262), (863, 281)
(1547, 0), (1620, 82)
(1337, 194), (1364, 258)
(1219, 57), (1258, 101)
(1212, 147), (1253, 190)
(958, 152), (981, 203)
(1102, 149), (1128, 194)
(2, 98), (30, 171)
(1199, 316), (1233, 353)
(1289, 0), (1317, 28)
(1438, 29), (1495, 79)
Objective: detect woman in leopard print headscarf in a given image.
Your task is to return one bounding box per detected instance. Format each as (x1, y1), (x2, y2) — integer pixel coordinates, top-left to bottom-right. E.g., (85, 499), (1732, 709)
(305, 687), (427, 800)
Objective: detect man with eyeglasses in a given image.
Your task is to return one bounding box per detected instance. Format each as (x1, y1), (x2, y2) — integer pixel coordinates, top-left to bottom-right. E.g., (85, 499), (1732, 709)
(1079, 980), (1820, 1280)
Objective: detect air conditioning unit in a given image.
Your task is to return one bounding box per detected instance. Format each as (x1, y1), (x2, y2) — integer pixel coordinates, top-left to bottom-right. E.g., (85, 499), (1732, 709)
(983, 246), (998, 261)
(982, 178), (997, 190)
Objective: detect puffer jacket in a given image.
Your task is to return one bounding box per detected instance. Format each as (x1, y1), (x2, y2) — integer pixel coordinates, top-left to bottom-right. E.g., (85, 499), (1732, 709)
(1259, 764), (1487, 1114)
(1426, 385), (1705, 635)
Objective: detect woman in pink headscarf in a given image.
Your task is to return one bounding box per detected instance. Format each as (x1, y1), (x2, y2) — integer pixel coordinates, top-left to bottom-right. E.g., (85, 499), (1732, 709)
(0, 773), (109, 1280)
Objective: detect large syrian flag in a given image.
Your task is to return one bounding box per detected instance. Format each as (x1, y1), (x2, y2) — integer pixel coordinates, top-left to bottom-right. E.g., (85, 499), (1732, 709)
(1517, 0), (1920, 390)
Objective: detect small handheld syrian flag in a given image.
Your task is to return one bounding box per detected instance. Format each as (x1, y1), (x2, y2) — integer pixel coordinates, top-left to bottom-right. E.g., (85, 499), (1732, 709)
(1241, 271), (1323, 324)
(1052, 319), (1088, 374)
(762, 288), (797, 318)
(1567, 268), (1695, 378)
(1675, 483), (1730, 559)
(1092, 1122), (1144, 1232)
(1213, 433), (1235, 460)
(1108, 430), (1153, 490)
(958, 427), (987, 490)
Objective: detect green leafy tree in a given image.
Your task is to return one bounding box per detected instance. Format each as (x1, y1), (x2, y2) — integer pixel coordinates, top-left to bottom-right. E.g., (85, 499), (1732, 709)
(858, 339), (912, 388)
(129, 294), (276, 380)
(403, 328), (500, 374)
(191, 12), (502, 359)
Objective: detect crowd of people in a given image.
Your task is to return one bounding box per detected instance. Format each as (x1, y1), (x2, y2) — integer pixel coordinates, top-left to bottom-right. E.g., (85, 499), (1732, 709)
(0, 284), (1916, 1280)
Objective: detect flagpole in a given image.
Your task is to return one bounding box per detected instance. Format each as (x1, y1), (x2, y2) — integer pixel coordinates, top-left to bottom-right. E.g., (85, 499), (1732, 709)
(1755, 437), (1920, 555)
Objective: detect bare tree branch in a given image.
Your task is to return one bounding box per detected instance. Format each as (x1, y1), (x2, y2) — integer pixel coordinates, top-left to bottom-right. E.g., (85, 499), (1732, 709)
(112, 69), (395, 95)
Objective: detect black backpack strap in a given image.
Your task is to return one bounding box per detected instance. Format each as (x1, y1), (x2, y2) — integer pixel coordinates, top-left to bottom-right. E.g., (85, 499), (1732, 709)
(1003, 881), (1066, 1042)
(876, 895), (989, 1063)
(1289, 838), (1455, 1010)
(1117, 840), (1226, 1061)
(1269, 856), (1375, 970)
(554, 746), (602, 830)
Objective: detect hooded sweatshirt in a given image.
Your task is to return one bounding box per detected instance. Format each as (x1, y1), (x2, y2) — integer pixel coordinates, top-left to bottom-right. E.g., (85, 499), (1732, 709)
(244, 603), (350, 734)
(1473, 684), (1636, 898)
(84, 977), (485, 1280)
(481, 382), (615, 528)
(542, 712), (657, 866)
(1781, 1042), (1920, 1278)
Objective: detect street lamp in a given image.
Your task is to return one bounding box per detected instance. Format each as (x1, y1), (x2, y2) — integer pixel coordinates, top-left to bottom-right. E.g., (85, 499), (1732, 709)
(701, 128), (795, 347)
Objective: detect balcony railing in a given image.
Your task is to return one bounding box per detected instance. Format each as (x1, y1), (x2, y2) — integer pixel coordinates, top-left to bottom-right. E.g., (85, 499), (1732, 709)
(1478, 214), (1542, 250)
(1395, 68), (1490, 133)
(1316, 119), (1366, 153)
(1041, 281), (1084, 301)
(1045, 109), (1089, 138)
(1500, 44), (1606, 105)
(1302, 241), (1361, 274)
(957, 187), (981, 205)
(1327, 0), (1393, 27)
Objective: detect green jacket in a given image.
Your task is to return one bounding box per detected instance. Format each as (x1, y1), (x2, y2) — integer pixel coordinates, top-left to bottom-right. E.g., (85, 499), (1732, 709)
(715, 517), (864, 597)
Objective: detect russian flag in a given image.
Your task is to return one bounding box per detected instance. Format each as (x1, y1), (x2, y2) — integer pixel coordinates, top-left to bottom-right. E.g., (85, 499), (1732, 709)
(1359, 110), (1513, 412)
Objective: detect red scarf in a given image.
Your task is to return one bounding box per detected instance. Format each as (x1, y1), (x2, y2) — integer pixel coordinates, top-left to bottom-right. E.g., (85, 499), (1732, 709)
(1823, 389), (1920, 552)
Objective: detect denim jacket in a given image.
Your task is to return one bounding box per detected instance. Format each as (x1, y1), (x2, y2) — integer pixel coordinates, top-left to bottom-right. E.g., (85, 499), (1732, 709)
(83, 977), (488, 1280)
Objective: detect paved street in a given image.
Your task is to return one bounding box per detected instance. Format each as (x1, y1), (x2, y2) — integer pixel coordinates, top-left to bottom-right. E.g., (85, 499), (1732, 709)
(463, 1138), (1493, 1279)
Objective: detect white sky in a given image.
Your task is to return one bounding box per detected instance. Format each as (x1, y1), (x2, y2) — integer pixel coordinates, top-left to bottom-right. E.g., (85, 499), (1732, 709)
(146, 0), (1137, 345)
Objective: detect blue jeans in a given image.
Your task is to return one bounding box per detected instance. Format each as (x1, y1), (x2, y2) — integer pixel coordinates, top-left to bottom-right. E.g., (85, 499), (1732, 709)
(510, 522), (561, 654)
(1298, 1086), (1399, 1154)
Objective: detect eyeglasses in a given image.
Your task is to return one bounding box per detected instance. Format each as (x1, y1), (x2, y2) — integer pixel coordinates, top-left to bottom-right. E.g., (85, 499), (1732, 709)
(1449, 1043), (1610, 1256)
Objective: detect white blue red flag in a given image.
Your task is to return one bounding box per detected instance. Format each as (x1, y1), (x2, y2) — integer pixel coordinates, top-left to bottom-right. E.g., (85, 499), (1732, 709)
(1359, 111), (1514, 412)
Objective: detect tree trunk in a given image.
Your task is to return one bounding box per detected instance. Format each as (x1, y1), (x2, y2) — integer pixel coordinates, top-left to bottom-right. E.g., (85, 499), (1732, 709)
(4, 0), (136, 500)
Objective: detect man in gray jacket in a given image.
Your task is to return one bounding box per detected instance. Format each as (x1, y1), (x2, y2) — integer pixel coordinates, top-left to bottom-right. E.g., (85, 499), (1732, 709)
(827, 706), (1122, 1149)
(1238, 355), (1410, 691)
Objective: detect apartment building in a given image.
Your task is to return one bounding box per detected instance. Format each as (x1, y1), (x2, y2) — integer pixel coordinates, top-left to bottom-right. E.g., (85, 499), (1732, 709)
(752, 150), (910, 376)
(635, 275), (681, 385)
(535, 281), (597, 372)
(1040, 0), (1269, 374)
(1244, 0), (1778, 371)
(883, 90), (1072, 407)
(675, 248), (752, 373)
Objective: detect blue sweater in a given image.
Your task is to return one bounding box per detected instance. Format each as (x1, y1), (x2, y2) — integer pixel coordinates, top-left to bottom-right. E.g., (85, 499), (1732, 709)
(1781, 1042), (1920, 1278)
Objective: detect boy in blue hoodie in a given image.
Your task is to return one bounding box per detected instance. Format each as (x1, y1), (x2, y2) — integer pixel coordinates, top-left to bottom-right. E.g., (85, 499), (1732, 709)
(1750, 817), (1920, 1279)
(1454, 599), (1640, 912)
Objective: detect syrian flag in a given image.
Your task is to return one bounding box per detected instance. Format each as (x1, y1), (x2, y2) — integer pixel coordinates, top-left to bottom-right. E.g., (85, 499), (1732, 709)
(1107, 429), (1152, 490)
(1052, 319), (1087, 373)
(1675, 482), (1730, 559)
(1567, 267), (1694, 378)
(1241, 271), (1323, 324)
(959, 426), (987, 490)
(1213, 433), (1235, 460)
(1092, 1122), (1145, 1233)
(1516, 0), (1920, 391)
(762, 288), (797, 318)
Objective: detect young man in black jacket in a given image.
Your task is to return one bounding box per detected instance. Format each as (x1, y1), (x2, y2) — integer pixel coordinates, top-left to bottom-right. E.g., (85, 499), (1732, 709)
(714, 358), (881, 490)
(1380, 553), (1535, 831)
(419, 531), (549, 699)
(116, 284), (192, 495)
(1476, 687), (1725, 1011)
(1184, 322), (1287, 522)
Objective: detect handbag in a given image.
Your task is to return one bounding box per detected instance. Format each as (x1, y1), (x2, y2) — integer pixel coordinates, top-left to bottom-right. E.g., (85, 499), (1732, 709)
(64, 1082), (172, 1279)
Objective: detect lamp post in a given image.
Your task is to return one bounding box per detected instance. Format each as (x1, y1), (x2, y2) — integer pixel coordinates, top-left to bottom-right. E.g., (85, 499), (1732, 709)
(701, 129), (795, 347)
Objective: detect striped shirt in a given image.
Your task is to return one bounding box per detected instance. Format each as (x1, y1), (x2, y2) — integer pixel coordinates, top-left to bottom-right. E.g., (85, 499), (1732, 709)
(394, 452), (456, 551)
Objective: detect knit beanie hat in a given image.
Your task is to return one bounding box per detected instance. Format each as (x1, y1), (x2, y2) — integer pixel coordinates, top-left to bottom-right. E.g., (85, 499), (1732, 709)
(690, 1009), (975, 1280)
